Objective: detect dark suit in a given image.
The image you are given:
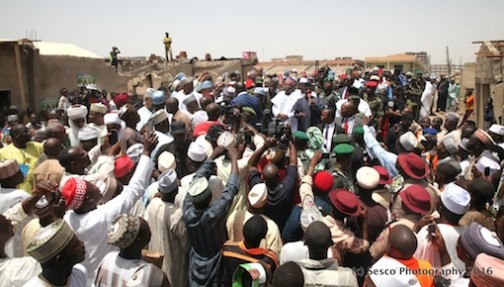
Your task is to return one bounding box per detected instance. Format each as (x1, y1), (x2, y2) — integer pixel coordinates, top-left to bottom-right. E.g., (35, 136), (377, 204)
(318, 123), (345, 152)
(334, 116), (363, 135)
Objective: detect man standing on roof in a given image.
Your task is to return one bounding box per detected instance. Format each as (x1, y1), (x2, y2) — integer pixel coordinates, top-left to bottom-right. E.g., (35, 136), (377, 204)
(110, 47), (120, 73)
(163, 32), (173, 62)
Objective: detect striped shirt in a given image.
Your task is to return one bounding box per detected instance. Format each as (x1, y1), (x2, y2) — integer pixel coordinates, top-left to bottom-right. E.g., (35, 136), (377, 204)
(183, 160), (240, 286)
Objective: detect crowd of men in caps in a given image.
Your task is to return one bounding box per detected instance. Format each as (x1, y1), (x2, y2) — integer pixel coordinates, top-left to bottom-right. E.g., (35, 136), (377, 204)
(1, 65), (504, 287)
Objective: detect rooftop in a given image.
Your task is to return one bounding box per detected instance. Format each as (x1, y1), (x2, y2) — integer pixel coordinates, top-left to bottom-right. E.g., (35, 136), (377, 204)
(0, 39), (102, 58)
(365, 53), (417, 62)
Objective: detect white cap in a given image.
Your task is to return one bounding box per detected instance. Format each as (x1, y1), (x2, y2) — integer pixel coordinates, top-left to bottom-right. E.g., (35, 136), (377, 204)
(188, 142), (207, 162)
(476, 156), (501, 177)
(78, 127), (99, 141)
(150, 110), (168, 125)
(192, 110), (209, 126)
(85, 84), (98, 90)
(187, 177), (210, 203)
(399, 131), (418, 152)
(157, 151), (176, 173)
(126, 143), (144, 163)
(217, 131), (236, 149)
(299, 77), (309, 84)
(90, 103), (108, 114)
(369, 256), (421, 287)
(104, 113), (122, 125)
(356, 166), (380, 190)
(370, 75), (381, 81)
(489, 124), (504, 136)
(248, 183), (268, 209)
(195, 135), (213, 157)
(441, 183), (471, 215)
(158, 169), (178, 194)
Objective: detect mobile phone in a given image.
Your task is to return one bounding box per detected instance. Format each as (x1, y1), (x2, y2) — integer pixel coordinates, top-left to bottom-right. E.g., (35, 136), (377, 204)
(322, 153), (330, 159)
(146, 119), (155, 136)
(485, 167), (490, 177)
(109, 130), (118, 145)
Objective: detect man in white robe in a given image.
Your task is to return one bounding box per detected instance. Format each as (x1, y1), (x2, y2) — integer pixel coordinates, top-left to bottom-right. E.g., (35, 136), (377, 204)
(420, 78), (436, 119)
(66, 105), (88, 147)
(271, 78), (303, 131)
(145, 169), (189, 287)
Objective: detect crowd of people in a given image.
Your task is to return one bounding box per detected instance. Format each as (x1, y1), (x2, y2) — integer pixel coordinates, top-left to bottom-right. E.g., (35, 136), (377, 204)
(1, 64), (504, 287)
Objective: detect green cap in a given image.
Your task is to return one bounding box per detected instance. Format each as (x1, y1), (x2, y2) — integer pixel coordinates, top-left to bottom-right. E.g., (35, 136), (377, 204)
(241, 107), (257, 117)
(323, 77), (333, 82)
(333, 134), (352, 145)
(333, 143), (355, 155)
(353, 127), (364, 136)
(293, 131), (309, 141)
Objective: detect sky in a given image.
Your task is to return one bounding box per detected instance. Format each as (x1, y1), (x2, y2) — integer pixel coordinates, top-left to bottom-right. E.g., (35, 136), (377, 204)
(2, 0), (504, 64)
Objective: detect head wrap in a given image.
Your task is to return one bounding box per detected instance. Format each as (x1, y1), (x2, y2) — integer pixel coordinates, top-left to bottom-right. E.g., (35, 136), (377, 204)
(104, 113), (123, 126)
(78, 127), (100, 141)
(306, 127), (325, 150)
(67, 105), (88, 120)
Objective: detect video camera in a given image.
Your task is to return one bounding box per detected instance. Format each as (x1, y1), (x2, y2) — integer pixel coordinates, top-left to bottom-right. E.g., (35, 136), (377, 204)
(266, 117), (291, 149)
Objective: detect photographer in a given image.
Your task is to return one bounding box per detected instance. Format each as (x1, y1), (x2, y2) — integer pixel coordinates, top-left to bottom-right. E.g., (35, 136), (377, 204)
(248, 133), (298, 231)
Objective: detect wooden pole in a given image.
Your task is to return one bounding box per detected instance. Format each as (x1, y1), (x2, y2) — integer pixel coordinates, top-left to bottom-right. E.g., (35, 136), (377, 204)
(14, 42), (27, 110)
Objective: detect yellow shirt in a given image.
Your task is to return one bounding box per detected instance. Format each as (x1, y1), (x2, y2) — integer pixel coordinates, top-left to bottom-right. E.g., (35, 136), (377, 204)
(163, 37), (172, 49)
(0, 142), (43, 192)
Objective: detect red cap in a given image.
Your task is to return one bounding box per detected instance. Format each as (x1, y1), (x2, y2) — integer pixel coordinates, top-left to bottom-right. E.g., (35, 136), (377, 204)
(365, 81), (378, 88)
(313, 171), (333, 193)
(114, 155), (135, 178)
(399, 184), (431, 215)
(61, 178), (88, 210)
(329, 189), (361, 217)
(373, 165), (392, 185)
(114, 93), (129, 107)
(193, 121), (220, 138)
(245, 79), (254, 89)
(397, 153), (428, 180)
(340, 74), (347, 80)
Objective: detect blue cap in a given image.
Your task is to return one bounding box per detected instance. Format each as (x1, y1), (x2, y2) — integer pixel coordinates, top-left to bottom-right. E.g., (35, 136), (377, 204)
(152, 90), (165, 105)
(175, 72), (186, 81)
(423, 128), (438, 136)
(200, 80), (213, 90)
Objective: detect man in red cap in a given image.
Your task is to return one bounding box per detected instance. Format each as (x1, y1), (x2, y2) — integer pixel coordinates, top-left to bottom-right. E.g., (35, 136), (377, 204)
(114, 155), (135, 185)
(370, 184), (431, 260)
(61, 133), (157, 283)
(391, 152), (439, 218)
(323, 188), (369, 264)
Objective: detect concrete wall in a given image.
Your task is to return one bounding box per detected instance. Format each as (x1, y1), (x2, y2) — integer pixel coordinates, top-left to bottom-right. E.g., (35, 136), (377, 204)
(37, 56), (130, 103)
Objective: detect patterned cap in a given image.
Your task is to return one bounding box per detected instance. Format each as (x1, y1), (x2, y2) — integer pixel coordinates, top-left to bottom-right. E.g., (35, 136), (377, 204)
(107, 214), (141, 249)
(26, 220), (75, 263)
(0, 160), (19, 179)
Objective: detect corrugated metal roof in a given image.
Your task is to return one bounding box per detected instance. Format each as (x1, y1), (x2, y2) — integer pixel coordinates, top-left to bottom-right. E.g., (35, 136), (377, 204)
(33, 41), (101, 58)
